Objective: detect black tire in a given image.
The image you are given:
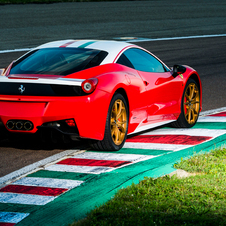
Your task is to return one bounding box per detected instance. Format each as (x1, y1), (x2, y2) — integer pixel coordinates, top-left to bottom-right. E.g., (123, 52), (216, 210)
(171, 78), (200, 128)
(91, 93), (129, 151)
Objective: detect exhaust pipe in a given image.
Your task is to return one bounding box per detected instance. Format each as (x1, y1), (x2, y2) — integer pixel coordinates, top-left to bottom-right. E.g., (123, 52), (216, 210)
(24, 121), (33, 131)
(6, 120), (15, 130)
(15, 121), (23, 130)
(6, 120), (34, 131)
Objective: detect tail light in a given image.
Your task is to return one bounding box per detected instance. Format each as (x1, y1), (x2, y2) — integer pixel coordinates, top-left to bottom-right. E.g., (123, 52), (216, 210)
(81, 78), (98, 94)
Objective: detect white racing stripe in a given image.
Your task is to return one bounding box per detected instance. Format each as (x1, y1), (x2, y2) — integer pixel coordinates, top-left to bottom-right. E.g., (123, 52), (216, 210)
(198, 116), (226, 122)
(0, 193), (55, 205)
(123, 142), (192, 151)
(12, 177), (84, 189)
(0, 211), (29, 223)
(45, 164), (113, 174)
(0, 76), (83, 86)
(72, 152), (156, 162)
(141, 128), (226, 137)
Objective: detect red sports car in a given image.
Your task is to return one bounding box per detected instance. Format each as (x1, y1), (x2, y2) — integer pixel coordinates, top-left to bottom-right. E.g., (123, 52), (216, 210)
(0, 40), (202, 150)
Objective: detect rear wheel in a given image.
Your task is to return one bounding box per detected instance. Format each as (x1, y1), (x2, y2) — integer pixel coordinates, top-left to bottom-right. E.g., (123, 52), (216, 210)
(172, 78), (200, 128)
(91, 93), (128, 151)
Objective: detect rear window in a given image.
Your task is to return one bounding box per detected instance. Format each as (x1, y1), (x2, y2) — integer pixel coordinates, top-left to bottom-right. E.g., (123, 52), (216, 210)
(10, 48), (108, 76)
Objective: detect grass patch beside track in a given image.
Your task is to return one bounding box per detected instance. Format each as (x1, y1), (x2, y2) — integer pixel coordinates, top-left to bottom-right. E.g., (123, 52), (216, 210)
(72, 148), (226, 226)
(0, 0), (131, 4)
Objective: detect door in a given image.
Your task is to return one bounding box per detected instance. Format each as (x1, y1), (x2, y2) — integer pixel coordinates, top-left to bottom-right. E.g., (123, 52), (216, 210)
(117, 48), (183, 122)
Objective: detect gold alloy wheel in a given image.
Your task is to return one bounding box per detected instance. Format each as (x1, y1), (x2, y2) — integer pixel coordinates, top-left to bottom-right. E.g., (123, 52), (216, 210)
(184, 82), (200, 125)
(110, 99), (127, 145)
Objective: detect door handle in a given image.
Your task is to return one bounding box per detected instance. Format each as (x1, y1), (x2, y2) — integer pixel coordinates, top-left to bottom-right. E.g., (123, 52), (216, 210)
(143, 81), (149, 86)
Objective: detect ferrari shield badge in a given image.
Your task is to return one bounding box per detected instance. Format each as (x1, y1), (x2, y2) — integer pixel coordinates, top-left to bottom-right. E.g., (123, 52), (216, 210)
(18, 85), (25, 94)
(179, 74), (183, 79)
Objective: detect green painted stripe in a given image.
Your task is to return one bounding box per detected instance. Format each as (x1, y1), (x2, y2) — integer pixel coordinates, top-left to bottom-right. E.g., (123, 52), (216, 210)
(88, 149), (172, 155)
(27, 170), (95, 181)
(77, 41), (96, 48)
(194, 122), (226, 130)
(0, 203), (39, 213)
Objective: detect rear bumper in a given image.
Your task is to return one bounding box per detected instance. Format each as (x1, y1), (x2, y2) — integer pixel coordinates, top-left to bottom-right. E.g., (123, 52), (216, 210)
(0, 90), (111, 140)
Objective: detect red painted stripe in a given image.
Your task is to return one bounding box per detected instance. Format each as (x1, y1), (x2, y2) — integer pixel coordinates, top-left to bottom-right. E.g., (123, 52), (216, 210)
(60, 40), (77, 48)
(0, 185), (67, 196)
(0, 223), (15, 226)
(208, 112), (226, 117)
(126, 135), (212, 145)
(57, 158), (131, 168)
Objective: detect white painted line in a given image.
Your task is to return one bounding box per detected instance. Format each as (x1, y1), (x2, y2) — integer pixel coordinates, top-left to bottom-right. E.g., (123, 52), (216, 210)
(0, 193), (55, 205)
(0, 48), (31, 54)
(12, 177), (84, 189)
(45, 164), (113, 174)
(200, 107), (226, 116)
(1, 34), (226, 54)
(73, 152), (155, 162)
(198, 116), (226, 122)
(0, 149), (82, 187)
(123, 142), (192, 151)
(142, 128), (226, 137)
(127, 34), (226, 42)
(0, 211), (29, 223)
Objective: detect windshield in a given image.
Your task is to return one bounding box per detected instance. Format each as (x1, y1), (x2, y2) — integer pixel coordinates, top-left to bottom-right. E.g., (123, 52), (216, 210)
(10, 48), (108, 76)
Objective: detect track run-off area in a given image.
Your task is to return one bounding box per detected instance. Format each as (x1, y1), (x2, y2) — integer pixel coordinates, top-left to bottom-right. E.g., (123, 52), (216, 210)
(1, 108), (226, 225)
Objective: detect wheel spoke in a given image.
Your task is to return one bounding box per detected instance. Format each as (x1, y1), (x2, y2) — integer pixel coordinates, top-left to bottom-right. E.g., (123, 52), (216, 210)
(190, 84), (195, 99)
(117, 124), (126, 133)
(119, 131), (125, 142)
(113, 102), (118, 114)
(185, 92), (190, 99)
(186, 109), (191, 122)
(117, 108), (125, 120)
(191, 100), (200, 104)
(110, 118), (115, 126)
(192, 90), (199, 101)
(116, 100), (122, 116)
(188, 85), (192, 100)
(117, 120), (127, 126)
(111, 126), (119, 142)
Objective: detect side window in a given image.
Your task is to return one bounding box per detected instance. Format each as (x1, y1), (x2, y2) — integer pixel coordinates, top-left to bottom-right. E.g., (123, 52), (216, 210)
(121, 48), (167, 73)
(116, 53), (134, 69)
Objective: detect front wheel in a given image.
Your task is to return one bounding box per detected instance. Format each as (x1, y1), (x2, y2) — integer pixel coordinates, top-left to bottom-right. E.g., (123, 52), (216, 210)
(91, 93), (129, 151)
(172, 78), (200, 128)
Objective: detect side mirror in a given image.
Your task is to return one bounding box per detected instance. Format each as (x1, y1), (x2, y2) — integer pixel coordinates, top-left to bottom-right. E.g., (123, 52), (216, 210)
(0, 69), (4, 76)
(172, 65), (186, 78)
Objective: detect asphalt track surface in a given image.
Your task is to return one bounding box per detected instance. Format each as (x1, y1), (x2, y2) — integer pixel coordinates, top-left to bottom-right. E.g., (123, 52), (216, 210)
(0, 0), (225, 50)
(0, 0), (226, 179)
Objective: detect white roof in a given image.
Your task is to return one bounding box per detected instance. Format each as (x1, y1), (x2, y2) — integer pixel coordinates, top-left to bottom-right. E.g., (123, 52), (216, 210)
(35, 39), (136, 65)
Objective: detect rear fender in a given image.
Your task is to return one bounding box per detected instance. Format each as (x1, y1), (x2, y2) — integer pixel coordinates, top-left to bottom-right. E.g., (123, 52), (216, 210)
(96, 70), (148, 134)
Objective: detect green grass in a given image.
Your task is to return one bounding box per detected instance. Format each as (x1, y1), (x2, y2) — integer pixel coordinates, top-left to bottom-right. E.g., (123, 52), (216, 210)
(72, 148), (226, 226)
(0, 0), (131, 4)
